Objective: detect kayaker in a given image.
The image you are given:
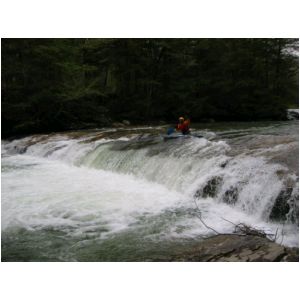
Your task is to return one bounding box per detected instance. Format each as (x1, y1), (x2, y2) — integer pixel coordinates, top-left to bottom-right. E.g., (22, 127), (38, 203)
(176, 117), (190, 135)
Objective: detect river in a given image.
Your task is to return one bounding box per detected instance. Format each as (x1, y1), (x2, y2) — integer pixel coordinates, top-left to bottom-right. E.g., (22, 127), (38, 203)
(1, 120), (299, 261)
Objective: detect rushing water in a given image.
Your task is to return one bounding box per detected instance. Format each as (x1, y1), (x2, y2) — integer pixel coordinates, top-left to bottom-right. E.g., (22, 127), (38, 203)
(1, 121), (299, 261)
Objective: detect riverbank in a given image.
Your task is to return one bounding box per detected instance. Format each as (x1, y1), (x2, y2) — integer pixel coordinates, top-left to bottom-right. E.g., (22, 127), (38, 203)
(167, 234), (299, 262)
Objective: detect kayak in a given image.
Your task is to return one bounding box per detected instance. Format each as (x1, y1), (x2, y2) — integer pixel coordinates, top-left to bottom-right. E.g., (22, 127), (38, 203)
(163, 133), (203, 140)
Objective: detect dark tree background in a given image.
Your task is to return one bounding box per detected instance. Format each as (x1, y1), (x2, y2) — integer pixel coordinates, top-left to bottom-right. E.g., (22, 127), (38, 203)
(1, 38), (299, 137)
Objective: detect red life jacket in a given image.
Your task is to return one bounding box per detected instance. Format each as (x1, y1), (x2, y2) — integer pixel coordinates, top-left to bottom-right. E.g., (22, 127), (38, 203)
(177, 120), (190, 133)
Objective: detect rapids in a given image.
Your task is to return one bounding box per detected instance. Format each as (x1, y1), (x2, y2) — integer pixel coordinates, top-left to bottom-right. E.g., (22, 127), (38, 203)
(1, 121), (299, 261)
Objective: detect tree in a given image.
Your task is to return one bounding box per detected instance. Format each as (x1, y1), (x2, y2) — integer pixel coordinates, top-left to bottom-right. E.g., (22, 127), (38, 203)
(2, 38), (298, 137)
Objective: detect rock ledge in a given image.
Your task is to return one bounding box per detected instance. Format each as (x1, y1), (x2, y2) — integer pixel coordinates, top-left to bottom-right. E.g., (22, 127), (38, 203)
(169, 234), (299, 262)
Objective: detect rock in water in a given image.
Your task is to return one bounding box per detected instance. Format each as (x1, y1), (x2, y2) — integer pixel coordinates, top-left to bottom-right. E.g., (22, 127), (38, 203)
(112, 122), (124, 127)
(287, 109), (299, 120)
(195, 176), (223, 198)
(122, 120), (131, 126)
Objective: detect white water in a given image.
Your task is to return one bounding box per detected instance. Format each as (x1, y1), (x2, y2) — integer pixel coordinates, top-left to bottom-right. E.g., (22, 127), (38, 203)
(1, 123), (299, 260)
(287, 108), (299, 120)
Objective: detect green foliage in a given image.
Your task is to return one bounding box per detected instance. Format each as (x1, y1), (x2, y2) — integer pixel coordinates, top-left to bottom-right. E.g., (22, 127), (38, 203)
(1, 38), (299, 137)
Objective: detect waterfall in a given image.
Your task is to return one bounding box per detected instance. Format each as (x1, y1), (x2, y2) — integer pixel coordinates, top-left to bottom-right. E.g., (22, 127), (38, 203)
(2, 123), (299, 261)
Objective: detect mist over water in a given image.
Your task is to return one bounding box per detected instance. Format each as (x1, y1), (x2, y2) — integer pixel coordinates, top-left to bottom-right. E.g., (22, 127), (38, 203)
(1, 121), (299, 261)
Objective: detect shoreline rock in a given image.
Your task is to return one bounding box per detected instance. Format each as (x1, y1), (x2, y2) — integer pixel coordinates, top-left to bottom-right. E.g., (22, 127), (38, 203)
(168, 234), (299, 262)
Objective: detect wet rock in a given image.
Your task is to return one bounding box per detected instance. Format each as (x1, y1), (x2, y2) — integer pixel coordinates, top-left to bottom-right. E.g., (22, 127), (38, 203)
(269, 188), (293, 222)
(287, 109), (299, 120)
(44, 144), (68, 157)
(167, 234), (299, 262)
(270, 145), (299, 176)
(286, 195), (299, 224)
(195, 176), (223, 198)
(14, 145), (27, 154)
(223, 186), (239, 205)
(112, 122), (124, 128)
(203, 177), (223, 198)
(220, 161), (228, 168)
(282, 247), (299, 261)
(122, 120), (131, 126)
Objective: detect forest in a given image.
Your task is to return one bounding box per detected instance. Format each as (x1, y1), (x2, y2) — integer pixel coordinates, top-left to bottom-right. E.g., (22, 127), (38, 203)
(1, 38), (299, 137)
